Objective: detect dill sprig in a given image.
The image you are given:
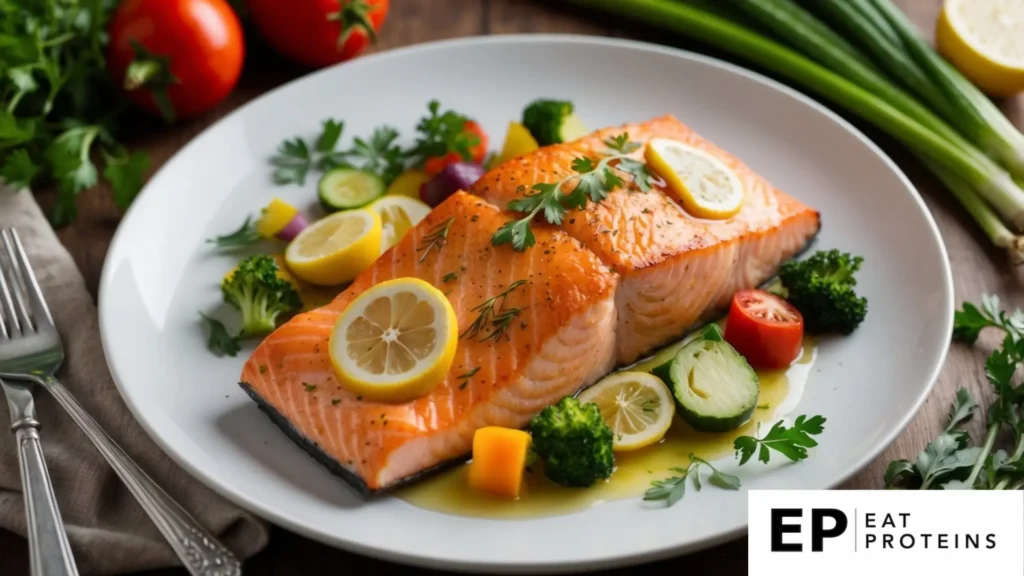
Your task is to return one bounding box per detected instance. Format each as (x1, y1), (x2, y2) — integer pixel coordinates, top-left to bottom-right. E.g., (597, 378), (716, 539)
(491, 133), (653, 251)
(456, 366), (481, 390)
(461, 280), (527, 342)
(417, 217), (455, 263)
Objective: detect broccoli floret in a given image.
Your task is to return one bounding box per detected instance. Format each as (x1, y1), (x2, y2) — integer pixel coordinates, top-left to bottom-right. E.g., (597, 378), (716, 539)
(521, 99), (590, 146)
(778, 249), (867, 335)
(222, 255), (302, 338)
(528, 396), (614, 487)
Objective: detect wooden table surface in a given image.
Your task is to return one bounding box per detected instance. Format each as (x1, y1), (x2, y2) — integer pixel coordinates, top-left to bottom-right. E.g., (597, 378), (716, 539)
(3, 0), (1023, 574)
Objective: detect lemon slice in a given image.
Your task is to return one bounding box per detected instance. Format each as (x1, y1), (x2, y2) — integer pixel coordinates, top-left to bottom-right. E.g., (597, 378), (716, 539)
(329, 278), (458, 401)
(577, 371), (675, 452)
(938, 0), (1024, 97)
(284, 209), (382, 286)
(368, 196), (431, 254)
(645, 138), (744, 219)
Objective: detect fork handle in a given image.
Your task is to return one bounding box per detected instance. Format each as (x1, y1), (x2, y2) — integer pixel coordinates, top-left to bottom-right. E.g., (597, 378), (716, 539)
(42, 377), (241, 576)
(14, 424), (80, 576)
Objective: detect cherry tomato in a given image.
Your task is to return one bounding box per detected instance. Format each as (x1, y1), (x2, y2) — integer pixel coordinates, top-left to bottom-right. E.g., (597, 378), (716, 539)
(724, 289), (804, 370)
(423, 121), (489, 176)
(246, 0), (389, 69)
(106, 0), (244, 121)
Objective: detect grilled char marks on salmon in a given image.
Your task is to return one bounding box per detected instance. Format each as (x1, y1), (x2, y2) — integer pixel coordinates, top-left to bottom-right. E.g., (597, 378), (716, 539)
(471, 114), (821, 364)
(240, 192), (618, 493)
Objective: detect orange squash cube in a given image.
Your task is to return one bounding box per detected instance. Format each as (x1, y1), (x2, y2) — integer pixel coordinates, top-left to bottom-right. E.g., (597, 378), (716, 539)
(467, 427), (532, 499)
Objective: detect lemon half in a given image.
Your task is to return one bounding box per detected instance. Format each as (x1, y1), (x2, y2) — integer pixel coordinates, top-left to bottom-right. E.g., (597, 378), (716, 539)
(578, 371), (675, 452)
(329, 278), (458, 402)
(938, 0), (1024, 97)
(284, 209), (382, 286)
(368, 196), (431, 254)
(645, 138), (744, 220)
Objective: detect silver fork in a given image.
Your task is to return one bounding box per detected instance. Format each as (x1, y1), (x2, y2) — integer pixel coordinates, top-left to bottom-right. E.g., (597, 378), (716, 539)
(0, 228), (242, 576)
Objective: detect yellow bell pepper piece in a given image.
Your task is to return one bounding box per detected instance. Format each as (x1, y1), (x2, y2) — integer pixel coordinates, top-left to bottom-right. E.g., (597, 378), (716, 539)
(385, 170), (431, 199)
(256, 198), (299, 239)
(498, 122), (540, 164)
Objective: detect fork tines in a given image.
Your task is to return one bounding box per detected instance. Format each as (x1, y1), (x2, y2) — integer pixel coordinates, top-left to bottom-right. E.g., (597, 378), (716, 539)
(0, 228), (54, 340)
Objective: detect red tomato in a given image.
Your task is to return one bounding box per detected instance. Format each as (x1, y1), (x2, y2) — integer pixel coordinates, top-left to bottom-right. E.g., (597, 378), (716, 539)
(246, 0), (389, 69)
(724, 289), (804, 370)
(423, 121), (489, 176)
(106, 0), (244, 120)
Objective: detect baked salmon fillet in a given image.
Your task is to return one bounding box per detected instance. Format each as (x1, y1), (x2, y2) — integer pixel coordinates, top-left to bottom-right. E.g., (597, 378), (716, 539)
(471, 115), (821, 364)
(239, 192), (618, 493)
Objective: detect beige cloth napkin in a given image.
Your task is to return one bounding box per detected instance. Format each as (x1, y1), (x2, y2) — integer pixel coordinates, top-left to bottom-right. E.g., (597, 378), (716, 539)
(0, 189), (269, 575)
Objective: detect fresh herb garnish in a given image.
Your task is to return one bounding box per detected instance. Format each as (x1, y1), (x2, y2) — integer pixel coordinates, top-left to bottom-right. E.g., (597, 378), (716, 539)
(346, 126), (405, 186)
(331, 398), (342, 406)
(456, 366), (480, 390)
(491, 133), (653, 251)
(734, 415), (826, 465)
(643, 454), (740, 507)
(303, 383), (317, 392)
(271, 137), (314, 185)
(405, 99), (478, 168)
(461, 280), (527, 342)
(270, 119), (345, 185)
(888, 295), (1024, 490)
(417, 217), (455, 263)
(1, 2), (151, 226)
(206, 215), (261, 248)
(200, 313), (241, 357)
(443, 272), (459, 283)
(267, 101), (480, 188)
(952, 293), (1024, 344)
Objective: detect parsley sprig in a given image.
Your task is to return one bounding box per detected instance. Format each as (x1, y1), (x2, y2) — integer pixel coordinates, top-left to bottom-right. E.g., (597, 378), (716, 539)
(200, 313), (241, 357)
(270, 119), (345, 185)
(404, 100), (478, 167)
(885, 295), (1024, 491)
(268, 100), (476, 188)
(491, 133), (653, 251)
(734, 415), (827, 465)
(206, 215), (261, 249)
(1, 1), (151, 226)
(643, 455), (740, 507)
(646, 414), (826, 508)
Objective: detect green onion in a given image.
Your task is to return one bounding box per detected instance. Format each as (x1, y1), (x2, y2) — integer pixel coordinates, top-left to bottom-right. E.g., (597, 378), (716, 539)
(730, 0), (989, 167)
(562, 0), (1024, 233)
(725, 0), (1022, 259)
(802, 0), (963, 125)
(865, 0), (1024, 178)
(919, 156), (1024, 264)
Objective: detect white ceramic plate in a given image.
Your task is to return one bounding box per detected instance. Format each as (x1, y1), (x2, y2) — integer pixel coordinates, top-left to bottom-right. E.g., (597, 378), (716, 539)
(98, 35), (953, 573)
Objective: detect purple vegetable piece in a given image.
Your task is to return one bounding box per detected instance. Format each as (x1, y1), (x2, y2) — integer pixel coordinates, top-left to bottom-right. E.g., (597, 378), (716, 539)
(276, 213), (309, 242)
(420, 162), (486, 207)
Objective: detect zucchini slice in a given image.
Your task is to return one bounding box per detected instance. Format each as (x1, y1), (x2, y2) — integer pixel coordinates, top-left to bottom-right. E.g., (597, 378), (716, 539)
(318, 168), (385, 211)
(655, 325), (759, 432)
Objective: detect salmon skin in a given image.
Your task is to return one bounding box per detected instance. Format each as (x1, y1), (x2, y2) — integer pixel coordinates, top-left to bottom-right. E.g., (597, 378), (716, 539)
(472, 115), (821, 364)
(240, 116), (820, 495)
(240, 192), (618, 493)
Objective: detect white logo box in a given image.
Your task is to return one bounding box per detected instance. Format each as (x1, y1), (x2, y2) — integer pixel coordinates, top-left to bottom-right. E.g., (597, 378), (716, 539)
(748, 490), (1023, 575)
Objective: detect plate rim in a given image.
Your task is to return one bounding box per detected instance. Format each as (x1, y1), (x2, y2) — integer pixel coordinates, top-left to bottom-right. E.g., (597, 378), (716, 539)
(97, 33), (954, 572)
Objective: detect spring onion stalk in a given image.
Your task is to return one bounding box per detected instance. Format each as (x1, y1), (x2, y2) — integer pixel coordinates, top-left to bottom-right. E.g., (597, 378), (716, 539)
(919, 157), (1024, 264)
(561, 0), (1024, 231)
(728, 0), (1023, 258)
(866, 0), (1024, 177)
(730, 0), (990, 168)
(802, 0), (963, 129)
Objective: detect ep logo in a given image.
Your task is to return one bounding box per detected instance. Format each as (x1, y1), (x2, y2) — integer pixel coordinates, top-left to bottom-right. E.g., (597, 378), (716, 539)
(770, 508), (848, 552)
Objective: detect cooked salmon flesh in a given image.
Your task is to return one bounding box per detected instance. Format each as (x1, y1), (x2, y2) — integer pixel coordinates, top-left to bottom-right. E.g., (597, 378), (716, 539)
(239, 115), (820, 493)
